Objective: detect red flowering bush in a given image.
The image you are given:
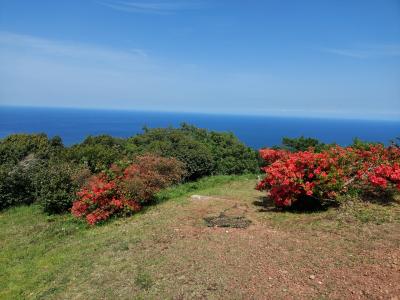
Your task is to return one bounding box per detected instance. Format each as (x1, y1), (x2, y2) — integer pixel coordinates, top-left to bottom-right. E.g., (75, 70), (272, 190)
(72, 154), (185, 225)
(257, 145), (400, 207)
(71, 174), (141, 225)
(120, 155), (186, 204)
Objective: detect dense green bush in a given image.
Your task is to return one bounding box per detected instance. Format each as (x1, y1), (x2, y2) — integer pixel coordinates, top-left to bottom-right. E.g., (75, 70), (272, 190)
(128, 124), (259, 179)
(279, 136), (383, 153)
(34, 162), (91, 214)
(0, 134), (65, 211)
(281, 136), (326, 152)
(0, 133), (63, 165)
(127, 127), (214, 179)
(168, 140), (214, 180)
(180, 124), (259, 174)
(0, 165), (28, 210)
(351, 137), (381, 150)
(0, 155), (43, 210)
(66, 135), (126, 173)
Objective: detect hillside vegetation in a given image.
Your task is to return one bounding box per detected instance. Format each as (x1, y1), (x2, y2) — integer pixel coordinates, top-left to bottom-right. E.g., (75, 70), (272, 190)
(0, 125), (259, 217)
(1, 127), (399, 298)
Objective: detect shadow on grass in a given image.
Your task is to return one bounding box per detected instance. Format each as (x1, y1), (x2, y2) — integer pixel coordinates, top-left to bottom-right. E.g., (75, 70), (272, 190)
(357, 188), (399, 206)
(254, 188), (400, 215)
(253, 195), (340, 214)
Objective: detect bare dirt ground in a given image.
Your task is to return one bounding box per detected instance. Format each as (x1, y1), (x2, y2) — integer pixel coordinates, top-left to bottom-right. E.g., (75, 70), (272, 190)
(93, 179), (399, 299)
(155, 192), (400, 299)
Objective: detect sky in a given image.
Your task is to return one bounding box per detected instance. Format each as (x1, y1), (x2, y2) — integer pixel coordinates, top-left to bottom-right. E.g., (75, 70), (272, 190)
(0, 0), (399, 119)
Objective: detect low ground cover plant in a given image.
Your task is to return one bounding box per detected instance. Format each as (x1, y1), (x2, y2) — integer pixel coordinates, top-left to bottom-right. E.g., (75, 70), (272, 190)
(257, 144), (400, 207)
(72, 155), (185, 224)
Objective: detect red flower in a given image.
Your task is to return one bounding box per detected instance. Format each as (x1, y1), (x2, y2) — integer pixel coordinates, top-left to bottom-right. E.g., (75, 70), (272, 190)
(257, 145), (400, 207)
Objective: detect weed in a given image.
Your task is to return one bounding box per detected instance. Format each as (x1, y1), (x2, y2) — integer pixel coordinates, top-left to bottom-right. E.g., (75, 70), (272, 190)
(135, 269), (153, 290)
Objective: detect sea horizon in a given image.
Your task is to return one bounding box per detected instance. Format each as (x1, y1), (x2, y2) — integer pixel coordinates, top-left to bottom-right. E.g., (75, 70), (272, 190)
(1, 105), (399, 149)
(1, 104), (399, 122)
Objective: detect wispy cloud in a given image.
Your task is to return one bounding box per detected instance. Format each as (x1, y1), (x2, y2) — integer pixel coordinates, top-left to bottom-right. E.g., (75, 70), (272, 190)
(97, 0), (204, 14)
(0, 31), (398, 119)
(323, 44), (400, 59)
(0, 31), (148, 60)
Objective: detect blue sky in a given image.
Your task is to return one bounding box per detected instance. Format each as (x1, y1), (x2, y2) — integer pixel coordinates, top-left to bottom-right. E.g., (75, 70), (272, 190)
(0, 0), (399, 119)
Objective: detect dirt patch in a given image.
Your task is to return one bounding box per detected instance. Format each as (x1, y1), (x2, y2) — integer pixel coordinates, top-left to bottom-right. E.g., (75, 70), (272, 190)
(161, 189), (400, 299)
(203, 213), (252, 228)
(190, 195), (253, 228)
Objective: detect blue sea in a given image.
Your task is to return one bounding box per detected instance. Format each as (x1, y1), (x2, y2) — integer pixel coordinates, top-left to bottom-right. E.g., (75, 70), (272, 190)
(0, 106), (399, 149)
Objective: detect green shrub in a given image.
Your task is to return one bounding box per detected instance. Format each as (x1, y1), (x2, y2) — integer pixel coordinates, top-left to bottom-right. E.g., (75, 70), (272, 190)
(170, 140), (214, 180)
(281, 136), (326, 152)
(0, 155), (43, 210)
(0, 133), (63, 165)
(66, 135), (126, 173)
(180, 124), (259, 174)
(351, 137), (382, 150)
(35, 162), (91, 214)
(127, 124), (258, 179)
(128, 128), (214, 180)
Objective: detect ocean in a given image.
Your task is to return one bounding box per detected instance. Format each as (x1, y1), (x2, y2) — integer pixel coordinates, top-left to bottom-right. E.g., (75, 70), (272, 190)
(0, 106), (399, 149)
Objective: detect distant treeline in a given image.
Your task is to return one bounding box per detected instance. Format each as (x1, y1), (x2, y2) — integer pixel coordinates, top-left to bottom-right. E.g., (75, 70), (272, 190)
(0, 123), (396, 214)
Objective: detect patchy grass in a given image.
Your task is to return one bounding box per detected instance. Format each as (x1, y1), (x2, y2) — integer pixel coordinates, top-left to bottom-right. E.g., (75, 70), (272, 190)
(1, 175), (399, 299)
(134, 268), (153, 290)
(155, 174), (255, 203)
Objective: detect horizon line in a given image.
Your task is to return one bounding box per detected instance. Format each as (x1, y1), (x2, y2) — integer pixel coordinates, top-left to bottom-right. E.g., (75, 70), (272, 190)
(1, 104), (400, 122)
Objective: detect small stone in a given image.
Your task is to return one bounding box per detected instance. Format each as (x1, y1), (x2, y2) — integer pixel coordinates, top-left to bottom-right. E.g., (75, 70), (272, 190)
(309, 275), (316, 280)
(268, 277), (273, 280)
(191, 195), (212, 200)
(317, 281), (322, 285)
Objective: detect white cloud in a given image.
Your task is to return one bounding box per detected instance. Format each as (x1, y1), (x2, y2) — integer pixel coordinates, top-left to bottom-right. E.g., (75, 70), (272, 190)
(97, 0), (204, 14)
(0, 31), (148, 62)
(323, 44), (400, 59)
(0, 31), (399, 119)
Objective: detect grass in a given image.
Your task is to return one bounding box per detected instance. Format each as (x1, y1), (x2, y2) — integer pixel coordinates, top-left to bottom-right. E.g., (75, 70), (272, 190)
(154, 174), (255, 203)
(134, 268), (153, 290)
(1, 175), (399, 299)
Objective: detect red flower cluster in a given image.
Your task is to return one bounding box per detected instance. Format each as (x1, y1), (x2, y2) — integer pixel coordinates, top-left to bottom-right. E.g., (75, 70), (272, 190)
(257, 145), (400, 207)
(366, 164), (400, 189)
(71, 174), (141, 225)
(71, 154), (185, 225)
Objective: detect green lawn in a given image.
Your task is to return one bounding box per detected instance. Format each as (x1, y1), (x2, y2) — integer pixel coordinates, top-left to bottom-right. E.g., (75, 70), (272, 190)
(1, 175), (399, 299)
